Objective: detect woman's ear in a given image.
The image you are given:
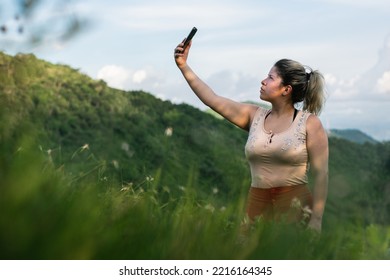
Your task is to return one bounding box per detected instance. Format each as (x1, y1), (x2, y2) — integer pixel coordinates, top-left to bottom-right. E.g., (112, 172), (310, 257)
(283, 85), (292, 96)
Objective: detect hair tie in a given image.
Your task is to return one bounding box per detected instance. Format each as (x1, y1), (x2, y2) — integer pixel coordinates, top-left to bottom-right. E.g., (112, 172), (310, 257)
(305, 66), (313, 82)
(305, 71), (312, 82)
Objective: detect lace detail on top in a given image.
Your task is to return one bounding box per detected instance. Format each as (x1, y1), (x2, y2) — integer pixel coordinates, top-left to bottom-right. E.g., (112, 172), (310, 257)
(245, 107), (311, 188)
(281, 110), (308, 151)
(246, 108), (268, 151)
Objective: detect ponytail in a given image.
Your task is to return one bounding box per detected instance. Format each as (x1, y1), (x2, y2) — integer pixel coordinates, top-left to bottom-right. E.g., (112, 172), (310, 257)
(274, 59), (326, 115)
(303, 69), (326, 115)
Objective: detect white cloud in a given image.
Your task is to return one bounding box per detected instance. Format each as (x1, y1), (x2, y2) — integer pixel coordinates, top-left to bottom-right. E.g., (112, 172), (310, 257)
(376, 71), (390, 93)
(97, 65), (130, 90)
(96, 64), (169, 93)
(206, 70), (259, 101)
(325, 74), (360, 101)
(324, 73), (338, 86)
(132, 70), (147, 84)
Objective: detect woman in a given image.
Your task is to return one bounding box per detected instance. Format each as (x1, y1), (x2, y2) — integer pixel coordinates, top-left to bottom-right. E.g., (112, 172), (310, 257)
(174, 40), (328, 233)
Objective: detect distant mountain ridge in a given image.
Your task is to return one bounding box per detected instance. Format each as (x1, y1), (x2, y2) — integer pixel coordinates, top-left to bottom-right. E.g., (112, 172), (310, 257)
(328, 129), (378, 144)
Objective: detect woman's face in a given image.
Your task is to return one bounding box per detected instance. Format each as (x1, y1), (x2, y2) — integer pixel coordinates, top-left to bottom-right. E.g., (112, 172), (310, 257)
(260, 66), (286, 102)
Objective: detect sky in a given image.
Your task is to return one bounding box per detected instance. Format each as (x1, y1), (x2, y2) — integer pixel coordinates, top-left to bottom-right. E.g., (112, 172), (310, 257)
(1, 0), (390, 140)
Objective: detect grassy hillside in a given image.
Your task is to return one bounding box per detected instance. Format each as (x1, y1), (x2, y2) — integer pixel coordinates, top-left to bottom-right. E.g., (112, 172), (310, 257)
(0, 52), (250, 202)
(1, 52), (389, 259)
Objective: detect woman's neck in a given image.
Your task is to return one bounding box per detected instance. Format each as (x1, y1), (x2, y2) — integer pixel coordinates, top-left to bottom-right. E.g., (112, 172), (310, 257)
(270, 103), (295, 118)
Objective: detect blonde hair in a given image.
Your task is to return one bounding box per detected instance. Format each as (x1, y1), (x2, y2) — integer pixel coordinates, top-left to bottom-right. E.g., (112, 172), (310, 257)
(274, 59), (326, 115)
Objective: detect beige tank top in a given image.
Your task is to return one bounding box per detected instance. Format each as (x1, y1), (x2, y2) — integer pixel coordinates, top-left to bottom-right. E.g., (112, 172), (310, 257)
(245, 107), (311, 188)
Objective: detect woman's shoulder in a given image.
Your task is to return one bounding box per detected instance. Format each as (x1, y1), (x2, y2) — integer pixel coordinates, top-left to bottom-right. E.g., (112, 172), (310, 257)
(252, 105), (270, 119)
(306, 113), (325, 132)
(244, 104), (268, 130)
(305, 113), (329, 150)
(253, 105), (270, 115)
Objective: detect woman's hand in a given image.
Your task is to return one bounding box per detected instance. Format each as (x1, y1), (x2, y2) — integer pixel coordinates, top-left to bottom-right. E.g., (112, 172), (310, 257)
(174, 40), (191, 69)
(307, 216), (322, 233)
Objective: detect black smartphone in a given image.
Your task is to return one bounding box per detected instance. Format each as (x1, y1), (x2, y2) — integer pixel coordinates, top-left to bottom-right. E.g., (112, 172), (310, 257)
(182, 27), (197, 49)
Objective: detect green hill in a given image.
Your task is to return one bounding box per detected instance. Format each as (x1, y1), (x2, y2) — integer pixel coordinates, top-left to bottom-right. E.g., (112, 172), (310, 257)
(1, 51), (390, 259)
(0, 52), (250, 201)
(329, 129), (378, 144)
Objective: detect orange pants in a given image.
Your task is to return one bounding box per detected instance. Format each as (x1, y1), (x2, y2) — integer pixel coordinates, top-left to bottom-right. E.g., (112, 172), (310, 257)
(246, 185), (313, 224)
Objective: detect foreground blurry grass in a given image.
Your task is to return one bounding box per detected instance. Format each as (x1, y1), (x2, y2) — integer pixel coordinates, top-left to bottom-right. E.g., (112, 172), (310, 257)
(1, 136), (389, 260)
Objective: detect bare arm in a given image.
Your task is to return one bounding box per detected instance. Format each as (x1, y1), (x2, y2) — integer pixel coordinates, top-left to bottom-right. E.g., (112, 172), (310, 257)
(306, 115), (329, 233)
(174, 41), (257, 131)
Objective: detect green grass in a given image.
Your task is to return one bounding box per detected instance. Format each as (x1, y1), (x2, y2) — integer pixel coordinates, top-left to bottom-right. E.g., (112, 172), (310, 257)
(1, 139), (389, 260)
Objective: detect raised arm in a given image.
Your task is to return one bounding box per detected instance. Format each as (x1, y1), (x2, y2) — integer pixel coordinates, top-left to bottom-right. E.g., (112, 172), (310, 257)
(306, 115), (329, 233)
(174, 40), (257, 131)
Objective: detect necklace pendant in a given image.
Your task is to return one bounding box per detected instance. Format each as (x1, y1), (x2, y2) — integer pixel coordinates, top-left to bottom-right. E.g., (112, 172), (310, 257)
(265, 132), (274, 147)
